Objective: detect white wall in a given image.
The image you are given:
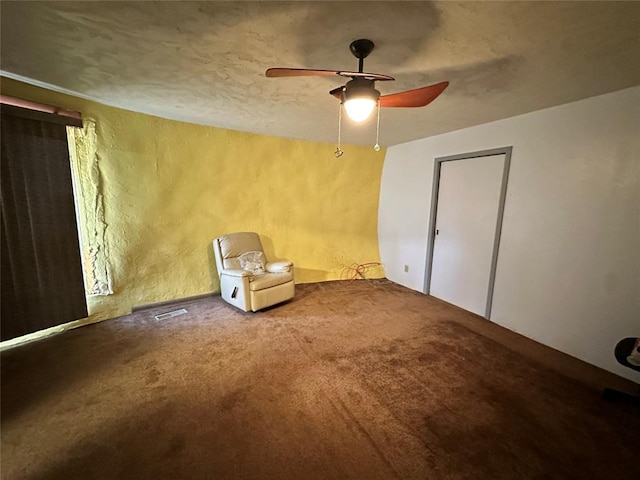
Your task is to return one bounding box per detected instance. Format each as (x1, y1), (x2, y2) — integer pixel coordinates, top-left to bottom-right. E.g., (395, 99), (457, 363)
(379, 87), (640, 381)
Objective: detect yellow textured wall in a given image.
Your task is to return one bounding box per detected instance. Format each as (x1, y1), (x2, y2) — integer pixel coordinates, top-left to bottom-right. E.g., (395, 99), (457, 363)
(1, 78), (385, 321)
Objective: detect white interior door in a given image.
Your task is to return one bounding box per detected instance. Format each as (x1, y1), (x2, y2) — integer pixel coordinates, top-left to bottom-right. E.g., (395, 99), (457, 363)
(430, 154), (505, 317)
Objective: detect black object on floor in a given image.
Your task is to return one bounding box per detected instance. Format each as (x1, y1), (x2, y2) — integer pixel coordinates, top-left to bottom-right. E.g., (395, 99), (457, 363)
(603, 337), (640, 405)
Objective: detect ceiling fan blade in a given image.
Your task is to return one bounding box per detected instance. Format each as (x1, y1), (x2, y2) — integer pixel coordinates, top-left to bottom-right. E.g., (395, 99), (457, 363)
(266, 68), (342, 77)
(337, 71), (394, 81)
(266, 68), (394, 81)
(379, 81), (449, 108)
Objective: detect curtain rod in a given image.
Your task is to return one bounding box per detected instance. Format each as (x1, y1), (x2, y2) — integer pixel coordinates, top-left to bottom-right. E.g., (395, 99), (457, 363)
(0, 94), (82, 121)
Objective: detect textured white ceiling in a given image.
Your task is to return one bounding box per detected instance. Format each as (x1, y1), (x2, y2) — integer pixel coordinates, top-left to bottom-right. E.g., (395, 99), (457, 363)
(2, 1), (639, 146)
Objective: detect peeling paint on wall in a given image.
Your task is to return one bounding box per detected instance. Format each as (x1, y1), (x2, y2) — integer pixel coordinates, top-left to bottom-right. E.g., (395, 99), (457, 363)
(67, 120), (112, 296)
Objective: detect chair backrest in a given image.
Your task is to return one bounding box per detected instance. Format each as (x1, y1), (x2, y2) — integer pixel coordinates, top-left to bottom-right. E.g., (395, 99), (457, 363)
(214, 232), (264, 272)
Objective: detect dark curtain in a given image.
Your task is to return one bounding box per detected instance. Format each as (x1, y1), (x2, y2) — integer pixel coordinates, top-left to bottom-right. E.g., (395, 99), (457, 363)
(1, 107), (88, 340)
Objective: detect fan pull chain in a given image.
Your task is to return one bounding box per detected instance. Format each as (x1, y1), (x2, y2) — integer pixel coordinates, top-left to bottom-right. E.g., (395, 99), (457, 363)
(334, 102), (344, 158)
(374, 101), (381, 152)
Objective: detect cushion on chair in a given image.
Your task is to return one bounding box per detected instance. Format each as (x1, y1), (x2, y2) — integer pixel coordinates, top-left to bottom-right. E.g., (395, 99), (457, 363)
(239, 251), (266, 275)
(218, 232), (264, 269)
(249, 271), (294, 291)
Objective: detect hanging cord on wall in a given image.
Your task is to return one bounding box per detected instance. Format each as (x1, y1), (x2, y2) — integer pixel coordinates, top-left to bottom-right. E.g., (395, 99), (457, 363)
(334, 101), (344, 158)
(374, 100), (381, 152)
(341, 262), (383, 282)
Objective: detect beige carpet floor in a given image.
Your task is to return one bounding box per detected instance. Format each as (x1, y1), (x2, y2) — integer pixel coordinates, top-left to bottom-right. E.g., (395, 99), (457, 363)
(1, 280), (638, 480)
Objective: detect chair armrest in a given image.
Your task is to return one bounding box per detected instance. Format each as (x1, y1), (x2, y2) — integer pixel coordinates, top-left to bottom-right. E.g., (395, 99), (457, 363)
(266, 261), (293, 273)
(221, 269), (252, 278)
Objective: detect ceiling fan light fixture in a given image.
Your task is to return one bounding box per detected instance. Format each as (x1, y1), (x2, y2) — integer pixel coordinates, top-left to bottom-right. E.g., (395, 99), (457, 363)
(342, 79), (380, 122)
(344, 97), (377, 122)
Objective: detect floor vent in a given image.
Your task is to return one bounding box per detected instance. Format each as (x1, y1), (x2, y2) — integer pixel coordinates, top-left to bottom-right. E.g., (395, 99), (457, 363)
(154, 309), (188, 321)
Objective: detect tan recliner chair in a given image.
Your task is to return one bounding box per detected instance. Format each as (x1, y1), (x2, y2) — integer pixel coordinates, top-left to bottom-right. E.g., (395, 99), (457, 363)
(212, 232), (295, 312)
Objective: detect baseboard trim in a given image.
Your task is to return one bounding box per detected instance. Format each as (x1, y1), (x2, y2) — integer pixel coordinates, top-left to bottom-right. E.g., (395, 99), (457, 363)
(132, 293), (216, 313)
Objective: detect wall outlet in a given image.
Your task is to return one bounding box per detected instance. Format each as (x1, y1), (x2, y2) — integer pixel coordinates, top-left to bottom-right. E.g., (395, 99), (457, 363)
(404, 264), (409, 273)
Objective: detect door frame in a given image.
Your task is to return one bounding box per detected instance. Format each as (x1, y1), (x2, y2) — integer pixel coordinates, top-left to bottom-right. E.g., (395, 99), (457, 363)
(424, 146), (512, 319)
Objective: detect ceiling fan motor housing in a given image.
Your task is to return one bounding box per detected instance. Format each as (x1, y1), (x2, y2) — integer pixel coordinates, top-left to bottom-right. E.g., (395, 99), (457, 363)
(341, 78), (381, 103)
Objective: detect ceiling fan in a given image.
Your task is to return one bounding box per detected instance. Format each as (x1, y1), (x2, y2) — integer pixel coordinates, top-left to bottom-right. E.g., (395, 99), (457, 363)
(266, 39), (449, 124)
